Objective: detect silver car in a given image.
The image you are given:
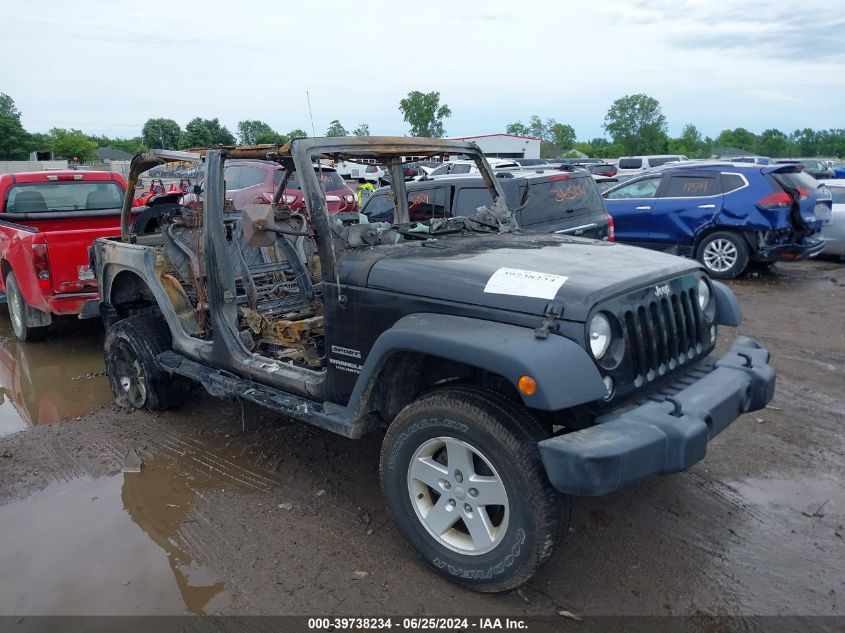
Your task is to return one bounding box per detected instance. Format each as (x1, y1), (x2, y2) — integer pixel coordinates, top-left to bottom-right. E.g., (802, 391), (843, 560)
(822, 179), (845, 257)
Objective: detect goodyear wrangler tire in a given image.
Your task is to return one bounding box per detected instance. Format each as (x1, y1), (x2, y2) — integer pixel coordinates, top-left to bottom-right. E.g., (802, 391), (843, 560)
(380, 386), (567, 592)
(104, 314), (188, 411)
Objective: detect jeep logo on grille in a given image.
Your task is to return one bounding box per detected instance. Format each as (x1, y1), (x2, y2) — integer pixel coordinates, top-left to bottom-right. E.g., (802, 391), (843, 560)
(654, 284), (670, 298)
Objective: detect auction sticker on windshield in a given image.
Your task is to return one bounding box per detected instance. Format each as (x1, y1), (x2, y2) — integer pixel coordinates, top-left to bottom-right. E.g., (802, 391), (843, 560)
(484, 267), (568, 299)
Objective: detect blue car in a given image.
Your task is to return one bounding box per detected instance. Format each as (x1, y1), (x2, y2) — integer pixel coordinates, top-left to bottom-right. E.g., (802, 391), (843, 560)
(832, 162), (845, 179)
(602, 162), (832, 278)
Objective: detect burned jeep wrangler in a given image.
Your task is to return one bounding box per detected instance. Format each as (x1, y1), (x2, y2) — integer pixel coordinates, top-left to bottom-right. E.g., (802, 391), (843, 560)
(90, 137), (775, 592)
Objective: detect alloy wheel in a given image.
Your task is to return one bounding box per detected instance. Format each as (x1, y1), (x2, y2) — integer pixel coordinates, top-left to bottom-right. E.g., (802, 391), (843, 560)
(406, 436), (509, 555)
(703, 238), (738, 273)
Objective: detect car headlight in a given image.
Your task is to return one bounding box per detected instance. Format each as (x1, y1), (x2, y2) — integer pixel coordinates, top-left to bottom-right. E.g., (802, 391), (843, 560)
(697, 278), (712, 311)
(588, 312), (612, 359)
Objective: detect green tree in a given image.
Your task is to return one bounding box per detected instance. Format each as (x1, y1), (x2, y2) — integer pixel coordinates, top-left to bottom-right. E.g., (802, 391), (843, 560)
(592, 142), (626, 159)
(790, 128), (820, 156)
(603, 94), (668, 155)
(141, 118), (181, 149)
(90, 134), (146, 155)
(178, 118), (236, 148)
(0, 93), (30, 160)
(255, 130), (288, 144)
(817, 129), (845, 157)
(179, 118), (214, 148)
(399, 91), (451, 137)
(202, 118), (236, 145)
(671, 123), (709, 158)
(48, 128), (97, 162)
(715, 127), (757, 153)
(572, 142), (595, 156)
(237, 120), (276, 145)
(638, 123), (669, 154)
(549, 123), (576, 148)
(353, 123), (370, 136)
(0, 117), (29, 160)
(757, 129), (790, 158)
(26, 132), (51, 155)
(506, 121), (530, 136)
(527, 115), (547, 141)
(0, 93), (21, 119)
(325, 120), (348, 137)
(287, 128), (309, 140)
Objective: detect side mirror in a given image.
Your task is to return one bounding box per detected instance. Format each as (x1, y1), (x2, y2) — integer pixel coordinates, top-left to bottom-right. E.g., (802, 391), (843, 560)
(192, 184), (202, 195)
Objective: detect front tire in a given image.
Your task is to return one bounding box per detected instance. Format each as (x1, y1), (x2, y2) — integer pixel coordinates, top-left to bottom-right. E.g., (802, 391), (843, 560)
(5, 271), (48, 342)
(696, 231), (750, 279)
(104, 314), (188, 410)
(380, 386), (567, 592)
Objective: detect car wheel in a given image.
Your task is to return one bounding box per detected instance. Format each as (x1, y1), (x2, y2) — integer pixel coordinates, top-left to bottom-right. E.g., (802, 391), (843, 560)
(104, 314), (188, 410)
(696, 231), (750, 279)
(5, 271), (48, 342)
(380, 386), (567, 592)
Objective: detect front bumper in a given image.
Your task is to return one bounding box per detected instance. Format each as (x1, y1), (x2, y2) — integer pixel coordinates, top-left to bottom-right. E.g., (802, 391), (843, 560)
(538, 336), (775, 496)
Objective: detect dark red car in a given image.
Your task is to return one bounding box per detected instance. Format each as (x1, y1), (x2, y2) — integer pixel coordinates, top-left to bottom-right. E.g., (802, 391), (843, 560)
(224, 160), (357, 214)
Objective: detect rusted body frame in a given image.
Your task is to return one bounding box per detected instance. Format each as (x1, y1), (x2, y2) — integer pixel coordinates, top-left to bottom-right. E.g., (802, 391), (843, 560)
(120, 138), (510, 283)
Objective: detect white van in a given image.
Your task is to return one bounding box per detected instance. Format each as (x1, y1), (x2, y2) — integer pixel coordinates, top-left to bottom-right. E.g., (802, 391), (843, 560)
(616, 154), (688, 175)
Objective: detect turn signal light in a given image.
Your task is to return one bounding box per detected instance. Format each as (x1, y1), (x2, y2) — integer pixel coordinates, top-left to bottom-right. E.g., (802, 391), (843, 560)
(518, 375), (537, 396)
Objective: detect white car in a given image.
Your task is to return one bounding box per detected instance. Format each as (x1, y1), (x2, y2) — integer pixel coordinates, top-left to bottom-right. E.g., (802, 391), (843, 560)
(821, 179), (845, 257)
(616, 154), (688, 176)
(729, 156), (772, 165)
(334, 160), (386, 183)
(425, 158), (520, 178)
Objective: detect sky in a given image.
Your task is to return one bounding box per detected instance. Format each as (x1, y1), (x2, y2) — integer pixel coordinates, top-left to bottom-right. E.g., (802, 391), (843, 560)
(2, 0), (844, 142)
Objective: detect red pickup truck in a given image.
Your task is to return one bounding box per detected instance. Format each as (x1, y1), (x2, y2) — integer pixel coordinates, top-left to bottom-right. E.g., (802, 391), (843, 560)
(0, 171), (127, 340)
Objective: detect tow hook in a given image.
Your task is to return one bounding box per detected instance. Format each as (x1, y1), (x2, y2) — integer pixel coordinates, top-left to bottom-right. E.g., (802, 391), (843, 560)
(535, 303), (563, 339)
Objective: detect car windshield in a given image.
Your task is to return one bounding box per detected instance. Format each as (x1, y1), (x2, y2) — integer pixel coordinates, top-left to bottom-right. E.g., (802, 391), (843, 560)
(6, 181), (124, 213)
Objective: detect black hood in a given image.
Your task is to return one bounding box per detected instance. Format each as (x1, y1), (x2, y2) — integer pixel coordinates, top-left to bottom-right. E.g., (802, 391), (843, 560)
(346, 234), (700, 322)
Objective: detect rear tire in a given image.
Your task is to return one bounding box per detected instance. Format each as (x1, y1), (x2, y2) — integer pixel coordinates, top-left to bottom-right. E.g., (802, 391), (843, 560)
(104, 314), (188, 410)
(5, 271), (48, 342)
(380, 386), (567, 592)
(696, 231), (750, 279)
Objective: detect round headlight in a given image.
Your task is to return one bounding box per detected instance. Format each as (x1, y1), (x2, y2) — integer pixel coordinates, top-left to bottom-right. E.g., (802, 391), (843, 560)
(697, 278), (711, 311)
(588, 313), (612, 359)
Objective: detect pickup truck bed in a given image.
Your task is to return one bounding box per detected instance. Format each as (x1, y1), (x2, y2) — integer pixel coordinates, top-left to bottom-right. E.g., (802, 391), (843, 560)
(0, 171), (128, 339)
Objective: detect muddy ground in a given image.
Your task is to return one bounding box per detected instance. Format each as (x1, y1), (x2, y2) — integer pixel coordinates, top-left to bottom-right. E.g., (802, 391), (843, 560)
(0, 259), (843, 618)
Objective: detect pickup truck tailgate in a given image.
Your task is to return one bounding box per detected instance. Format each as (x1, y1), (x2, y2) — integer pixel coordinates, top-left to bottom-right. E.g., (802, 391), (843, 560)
(43, 227), (118, 293)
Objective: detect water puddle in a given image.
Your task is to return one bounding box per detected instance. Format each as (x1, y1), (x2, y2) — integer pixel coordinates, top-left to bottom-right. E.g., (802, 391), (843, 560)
(728, 475), (845, 518)
(0, 445), (245, 615)
(0, 317), (112, 437)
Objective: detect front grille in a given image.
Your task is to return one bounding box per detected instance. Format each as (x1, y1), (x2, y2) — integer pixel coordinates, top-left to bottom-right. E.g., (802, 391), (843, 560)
(623, 287), (705, 386)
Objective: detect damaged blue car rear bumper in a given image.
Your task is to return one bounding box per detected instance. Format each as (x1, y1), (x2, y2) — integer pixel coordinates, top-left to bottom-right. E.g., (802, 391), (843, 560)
(538, 336), (775, 496)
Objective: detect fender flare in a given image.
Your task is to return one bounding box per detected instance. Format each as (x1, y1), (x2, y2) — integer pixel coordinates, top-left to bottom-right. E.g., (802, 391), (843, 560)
(713, 280), (742, 326)
(347, 313), (607, 413)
